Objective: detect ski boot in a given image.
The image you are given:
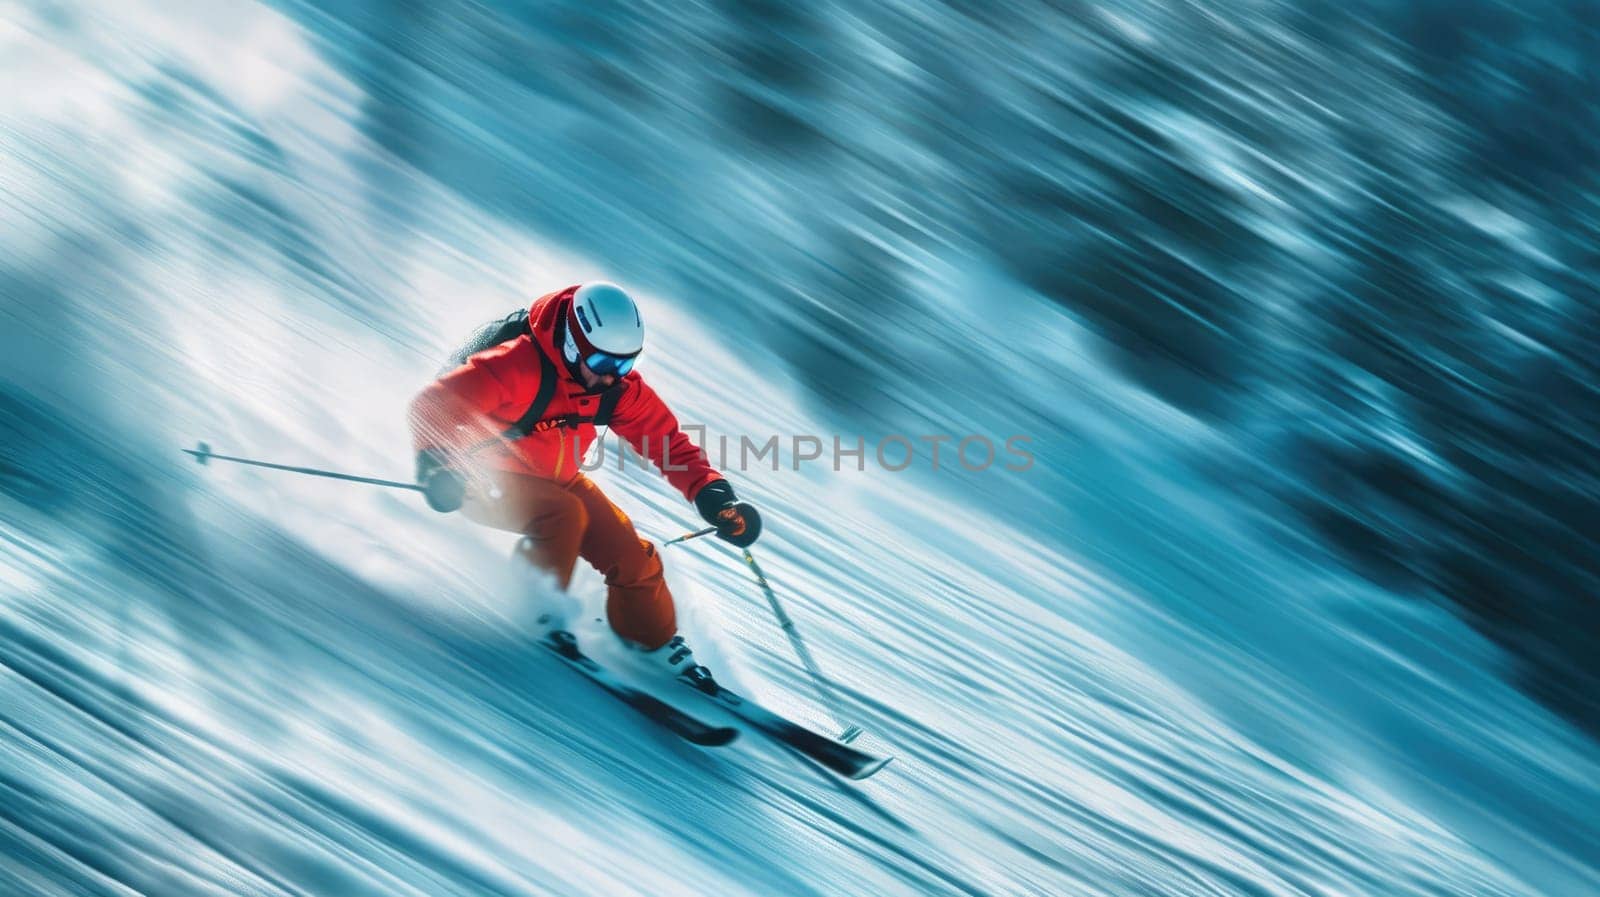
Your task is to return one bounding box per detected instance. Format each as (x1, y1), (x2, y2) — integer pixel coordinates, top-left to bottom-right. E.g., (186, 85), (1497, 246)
(633, 635), (720, 694)
(545, 627), (582, 660)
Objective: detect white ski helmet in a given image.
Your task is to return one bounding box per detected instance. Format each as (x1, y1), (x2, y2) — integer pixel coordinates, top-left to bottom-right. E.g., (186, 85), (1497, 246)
(563, 281), (644, 375)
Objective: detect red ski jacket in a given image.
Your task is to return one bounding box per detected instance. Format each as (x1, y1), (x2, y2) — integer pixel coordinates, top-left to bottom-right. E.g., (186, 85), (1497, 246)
(408, 286), (723, 503)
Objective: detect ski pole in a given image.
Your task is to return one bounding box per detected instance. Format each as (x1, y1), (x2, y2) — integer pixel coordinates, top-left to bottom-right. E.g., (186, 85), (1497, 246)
(740, 549), (864, 744)
(661, 525), (718, 547)
(183, 442), (424, 493)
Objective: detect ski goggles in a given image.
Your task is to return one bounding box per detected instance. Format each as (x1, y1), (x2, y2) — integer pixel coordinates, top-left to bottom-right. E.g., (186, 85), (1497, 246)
(581, 350), (636, 377)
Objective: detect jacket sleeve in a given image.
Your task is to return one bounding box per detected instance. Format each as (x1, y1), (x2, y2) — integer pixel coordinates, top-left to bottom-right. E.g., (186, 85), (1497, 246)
(408, 340), (532, 459)
(608, 376), (723, 503)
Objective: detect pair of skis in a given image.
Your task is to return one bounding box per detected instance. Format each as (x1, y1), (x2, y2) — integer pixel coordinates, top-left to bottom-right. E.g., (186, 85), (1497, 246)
(539, 630), (889, 780)
(179, 444), (887, 777)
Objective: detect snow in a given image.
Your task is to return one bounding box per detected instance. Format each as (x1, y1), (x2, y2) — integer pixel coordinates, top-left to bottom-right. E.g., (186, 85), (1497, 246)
(3, 3), (1598, 896)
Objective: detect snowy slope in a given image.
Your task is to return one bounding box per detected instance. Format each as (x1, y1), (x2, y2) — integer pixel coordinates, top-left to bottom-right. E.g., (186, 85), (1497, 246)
(3, 2), (1599, 896)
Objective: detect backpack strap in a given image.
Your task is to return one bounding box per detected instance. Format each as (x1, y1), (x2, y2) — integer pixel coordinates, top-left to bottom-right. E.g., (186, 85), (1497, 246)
(502, 342), (560, 439)
(505, 379), (629, 435)
(592, 381), (627, 427)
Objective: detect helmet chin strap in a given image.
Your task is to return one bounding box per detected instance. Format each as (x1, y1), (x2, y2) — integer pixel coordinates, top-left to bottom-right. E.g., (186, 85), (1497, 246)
(560, 319), (580, 366)
(558, 313), (614, 394)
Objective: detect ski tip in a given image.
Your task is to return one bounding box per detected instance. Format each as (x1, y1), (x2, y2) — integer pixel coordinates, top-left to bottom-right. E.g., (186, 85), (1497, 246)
(849, 755), (893, 781)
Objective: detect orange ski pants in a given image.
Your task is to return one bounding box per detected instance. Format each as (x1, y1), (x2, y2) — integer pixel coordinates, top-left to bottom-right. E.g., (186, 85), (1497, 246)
(462, 472), (676, 649)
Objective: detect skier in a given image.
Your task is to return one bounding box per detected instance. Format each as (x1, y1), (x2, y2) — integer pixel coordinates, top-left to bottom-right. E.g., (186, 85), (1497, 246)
(408, 282), (762, 668)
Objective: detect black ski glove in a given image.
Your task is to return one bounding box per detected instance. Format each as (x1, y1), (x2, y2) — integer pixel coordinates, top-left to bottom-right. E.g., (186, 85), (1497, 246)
(694, 480), (762, 548)
(416, 449), (466, 513)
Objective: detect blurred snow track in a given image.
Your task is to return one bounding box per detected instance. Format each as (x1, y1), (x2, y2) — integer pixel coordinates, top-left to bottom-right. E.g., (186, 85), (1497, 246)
(2, 1), (1598, 895)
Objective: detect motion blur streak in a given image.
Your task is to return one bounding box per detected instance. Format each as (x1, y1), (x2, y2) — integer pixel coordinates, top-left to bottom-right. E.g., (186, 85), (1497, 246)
(3, 1), (1597, 895)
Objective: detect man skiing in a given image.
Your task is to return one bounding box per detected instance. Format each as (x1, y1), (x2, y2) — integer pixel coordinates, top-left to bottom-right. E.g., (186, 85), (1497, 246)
(408, 282), (761, 665)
